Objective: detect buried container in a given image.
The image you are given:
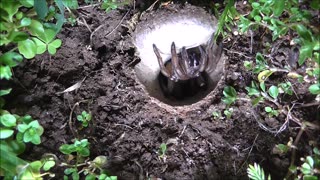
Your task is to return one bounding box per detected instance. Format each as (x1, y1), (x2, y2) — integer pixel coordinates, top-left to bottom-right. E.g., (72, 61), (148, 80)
(132, 4), (226, 108)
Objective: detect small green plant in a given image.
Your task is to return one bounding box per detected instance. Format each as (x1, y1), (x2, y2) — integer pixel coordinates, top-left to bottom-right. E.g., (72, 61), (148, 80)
(247, 163), (271, 180)
(238, 0), (319, 66)
(213, 0), (239, 40)
(289, 147), (320, 179)
(264, 107), (279, 117)
(60, 139), (90, 158)
(77, 111), (92, 128)
(101, 0), (130, 12)
(222, 86), (237, 106)
(0, 88), (55, 179)
(59, 139), (117, 180)
(212, 111), (222, 119)
(0, 0), (79, 80)
(158, 143), (167, 162)
(224, 108), (234, 119)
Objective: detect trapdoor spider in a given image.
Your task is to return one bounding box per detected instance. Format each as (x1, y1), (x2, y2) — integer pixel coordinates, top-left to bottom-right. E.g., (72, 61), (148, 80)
(153, 38), (222, 82)
(152, 38), (222, 99)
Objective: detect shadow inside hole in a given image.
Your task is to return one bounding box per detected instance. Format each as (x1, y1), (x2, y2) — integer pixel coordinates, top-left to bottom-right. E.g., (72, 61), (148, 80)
(158, 70), (209, 101)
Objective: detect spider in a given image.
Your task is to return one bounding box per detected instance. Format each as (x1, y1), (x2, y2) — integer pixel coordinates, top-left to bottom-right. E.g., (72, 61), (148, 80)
(152, 38), (222, 99)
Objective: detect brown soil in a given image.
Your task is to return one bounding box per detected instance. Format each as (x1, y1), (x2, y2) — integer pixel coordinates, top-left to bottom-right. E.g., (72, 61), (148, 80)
(3, 1), (319, 180)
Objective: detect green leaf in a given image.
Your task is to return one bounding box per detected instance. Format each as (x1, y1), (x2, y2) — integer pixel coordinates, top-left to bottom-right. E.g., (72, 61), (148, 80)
(30, 134), (41, 144)
(17, 124), (29, 133)
(309, 84), (320, 94)
(28, 20), (45, 37)
(48, 39), (62, 55)
(0, 128), (14, 139)
(20, 17), (32, 27)
(246, 87), (260, 96)
(268, 86), (279, 99)
(6, 139), (26, 155)
(19, 0), (34, 8)
(30, 160), (42, 172)
(38, 29), (57, 43)
(247, 163), (266, 180)
(60, 144), (75, 154)
(85, 174), (96, 180)
(18, 39), (37, 59)
(251, 2), (260, 9)
(273, 0), (285, 17)
(62, 0), (79, 9)
(93, 156), (108, 167)
(265, 107), (272, 112)
(64, 168), (77, 175)
(258, 70), (274, 82)
(0, 51), (23, 67)
(8, 31), (29, 42)
(303, 175), (318, 180)
(0, 142), (29, 175)
(0, 114), (17, 127)
(311, 0), (320, 10)
(32, 37), (47, 54)
(305, 156), (314, 168)
(223, 86), (237, 98)
(78, 147), (90, 157)
(0, 65), (12, 80)
(244, 61), (253, 70)
(301, 162), (312, 175)
(34, 0), (48, 19)
(294, 24), (313, 42)
(254, 15), (261, 22)
(49, 39), (62, 48)
(43, 160), (55, 171)
(252, 96), (263, 106)
(0, 88), (12, 96)
(1, 1), (21, 22)
(72, 171), (80, 180)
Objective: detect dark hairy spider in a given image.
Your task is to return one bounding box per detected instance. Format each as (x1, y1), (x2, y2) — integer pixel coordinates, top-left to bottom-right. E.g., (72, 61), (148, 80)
(153, 38), (222, 82)
(152, 38), (222, 99)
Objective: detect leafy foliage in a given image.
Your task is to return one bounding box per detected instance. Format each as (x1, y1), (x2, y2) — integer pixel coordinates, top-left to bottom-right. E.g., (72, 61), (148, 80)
(77, 111), (92, 128)
(101, 0), (130, 12)
(222, 86), (237, 106)
(238, 0), (319, 66)
(0, 0), (79, 80)
(247, 163), (271, 180)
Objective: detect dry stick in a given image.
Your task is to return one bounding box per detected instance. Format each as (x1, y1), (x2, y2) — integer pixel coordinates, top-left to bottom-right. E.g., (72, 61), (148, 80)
(285, 123), (306, 179)
(236, 134), (259, 174)
(78, 3), (101, 9)
(90, 8), (131, 45)
(77, 16), (92, 33)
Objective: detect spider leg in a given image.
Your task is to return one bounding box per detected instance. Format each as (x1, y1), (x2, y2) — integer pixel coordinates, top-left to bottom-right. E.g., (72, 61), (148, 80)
(181, 47), (191, 76)
(153, 44), (171, 78)
(198, 45), (207, 72)
(206, 40), (223, 73)
(205, 34), (222, 72)
(171, 42), (189, 80)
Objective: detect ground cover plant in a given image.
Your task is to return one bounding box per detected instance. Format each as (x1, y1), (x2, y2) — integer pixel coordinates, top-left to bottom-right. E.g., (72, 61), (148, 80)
(0, 0), (319, 179)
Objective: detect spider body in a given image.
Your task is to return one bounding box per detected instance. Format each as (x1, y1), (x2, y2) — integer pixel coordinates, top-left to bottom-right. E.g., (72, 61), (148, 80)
(132, 4), (224, 103)
(153, 38), (222, 98)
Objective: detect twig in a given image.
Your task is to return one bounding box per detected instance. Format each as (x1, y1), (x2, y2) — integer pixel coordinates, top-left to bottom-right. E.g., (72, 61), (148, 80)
(90, 8), (131, 45)
(78, 3), (101, 9)
(223, 48), (252, 59)
(285, 123), (306, 179)
(237, 134), (259, 174)
(77, 16), (92, 33)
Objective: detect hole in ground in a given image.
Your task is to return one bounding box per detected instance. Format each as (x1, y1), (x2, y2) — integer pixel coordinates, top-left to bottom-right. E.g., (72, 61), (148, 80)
(134, 52), (225, 107)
